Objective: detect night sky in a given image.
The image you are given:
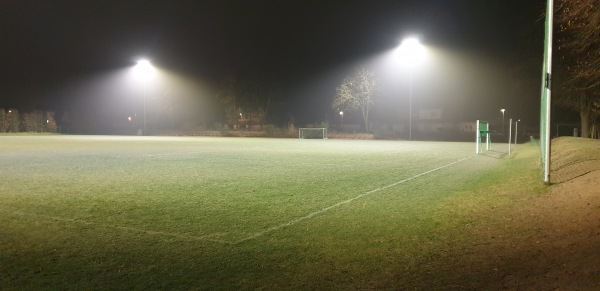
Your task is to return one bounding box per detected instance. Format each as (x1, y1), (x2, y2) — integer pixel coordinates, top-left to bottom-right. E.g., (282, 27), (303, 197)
(1, 0), (548, 130)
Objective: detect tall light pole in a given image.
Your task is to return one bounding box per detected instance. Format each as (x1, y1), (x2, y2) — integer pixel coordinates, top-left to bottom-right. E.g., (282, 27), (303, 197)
(134, 59), (155, 135)
(515, 119), (520, 145)
(399, 37), (425, 141)
(500, 108), (506, 132)
(339, 111), (344, 127)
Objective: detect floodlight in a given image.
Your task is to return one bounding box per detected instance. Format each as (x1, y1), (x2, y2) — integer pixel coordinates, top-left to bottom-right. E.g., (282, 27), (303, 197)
(398, 37), (425, 66)
(134, 59), (155, 80)
(398, 37), (426, 140)
(133, 59), (155, 135)
(500, 109), (506, 131)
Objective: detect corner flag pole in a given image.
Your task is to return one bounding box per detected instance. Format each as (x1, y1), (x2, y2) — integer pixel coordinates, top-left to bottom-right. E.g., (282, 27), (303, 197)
(508, 118), (512, 155)
(541, 0), (553, 183)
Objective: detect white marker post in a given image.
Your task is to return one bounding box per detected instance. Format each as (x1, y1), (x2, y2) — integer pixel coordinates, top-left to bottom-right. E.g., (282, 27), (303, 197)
(508, 118), (512, 155)
(476, 120), (480, 154)
(514, 119), (520, 146)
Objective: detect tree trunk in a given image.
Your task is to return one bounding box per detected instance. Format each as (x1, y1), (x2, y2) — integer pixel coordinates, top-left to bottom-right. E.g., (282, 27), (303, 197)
(581, 109), (591, 138)
(362, 107), (369, 133)
(580, 93), (591, 138)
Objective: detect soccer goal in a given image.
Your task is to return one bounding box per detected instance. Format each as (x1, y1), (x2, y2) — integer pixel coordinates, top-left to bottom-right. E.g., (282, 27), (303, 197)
(476, 120), (491, 154)
(299, 128), (328, 139)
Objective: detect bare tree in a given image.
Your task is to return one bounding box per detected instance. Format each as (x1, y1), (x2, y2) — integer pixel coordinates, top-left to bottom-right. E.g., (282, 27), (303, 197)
(21, 112), (37, 132)
(217, 73), (274, 130)
(557, 0), (600, 89)
(45, 111), (57, 132)
(0, 109), (7, 132)
(7, 109), (19, 132)
(555, 0), (600, 137)
(245, 77), (272, 130)
(332, 68), (378, 132)
(217, 74), (243, 128)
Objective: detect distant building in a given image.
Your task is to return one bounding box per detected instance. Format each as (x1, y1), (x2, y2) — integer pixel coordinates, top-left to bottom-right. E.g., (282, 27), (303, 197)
(236, 112), (264, 131)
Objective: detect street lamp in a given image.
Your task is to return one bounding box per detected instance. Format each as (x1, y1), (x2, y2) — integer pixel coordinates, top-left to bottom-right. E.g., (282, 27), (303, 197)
(339, 111), (344, 127)
(134, 59), (155, 135)
(399, 37), (425, 140)
(515, 119), (520, 145)
(500, 108), (506, 132)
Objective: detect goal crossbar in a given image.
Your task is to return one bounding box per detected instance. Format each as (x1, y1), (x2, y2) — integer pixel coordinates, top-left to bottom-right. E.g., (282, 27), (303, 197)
(298, 128), (328, 139)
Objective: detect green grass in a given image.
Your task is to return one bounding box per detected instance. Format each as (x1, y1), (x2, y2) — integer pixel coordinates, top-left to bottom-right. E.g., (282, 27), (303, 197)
(0, 135), (545, 289)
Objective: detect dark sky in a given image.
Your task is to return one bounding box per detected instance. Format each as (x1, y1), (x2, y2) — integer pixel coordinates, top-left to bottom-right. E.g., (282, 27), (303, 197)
(1, 0), (548, 128)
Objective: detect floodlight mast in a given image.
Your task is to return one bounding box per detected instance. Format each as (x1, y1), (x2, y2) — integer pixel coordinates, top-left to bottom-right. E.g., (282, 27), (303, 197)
(515, 119), (520, 145)
(500, 108), (506, 132)
(134, 59), (155, 135)
(399, 37), (424, 141)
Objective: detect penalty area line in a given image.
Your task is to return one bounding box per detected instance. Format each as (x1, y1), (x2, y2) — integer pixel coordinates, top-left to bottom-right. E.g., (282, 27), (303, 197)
(8, 210), (234, 245)
(146, 152), (203, 157)
(233, 154), (477, 244)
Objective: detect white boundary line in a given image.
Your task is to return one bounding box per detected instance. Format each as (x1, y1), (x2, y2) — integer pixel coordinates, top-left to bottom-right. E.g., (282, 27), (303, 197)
(233, 154), (476, 244)
(146, 152), (203, 157)
(8, 211), (233, 244)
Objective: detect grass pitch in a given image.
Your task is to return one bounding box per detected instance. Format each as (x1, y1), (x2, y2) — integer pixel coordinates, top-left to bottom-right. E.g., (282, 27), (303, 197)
(0, 135), (539, 289)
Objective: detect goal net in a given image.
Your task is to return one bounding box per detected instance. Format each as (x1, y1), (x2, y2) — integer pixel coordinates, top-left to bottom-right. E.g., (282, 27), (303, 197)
(299, 128), (328, 139)
(476, 120), (491, 154)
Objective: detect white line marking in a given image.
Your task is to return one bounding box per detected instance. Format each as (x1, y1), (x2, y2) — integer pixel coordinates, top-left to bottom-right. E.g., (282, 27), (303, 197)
(8, 211), (233, 244)
(233, 155), (476, 244)
(146, 152), (203, 157)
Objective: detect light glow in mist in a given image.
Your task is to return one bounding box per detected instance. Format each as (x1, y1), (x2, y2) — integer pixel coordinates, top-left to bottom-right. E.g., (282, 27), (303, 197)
(397, 37), (426, 67)
(133, 59), (155, 81)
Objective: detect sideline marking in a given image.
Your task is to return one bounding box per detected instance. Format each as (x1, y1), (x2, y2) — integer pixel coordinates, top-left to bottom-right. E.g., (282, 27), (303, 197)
(8, 211), (233, 244)
(233, 155), (476, 244)
(146, 152), (203, 157)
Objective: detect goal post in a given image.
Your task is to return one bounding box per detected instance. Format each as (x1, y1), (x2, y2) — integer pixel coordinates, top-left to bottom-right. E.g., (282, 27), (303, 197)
(476, 120), (491, 154)
(299, 128), (328, 139)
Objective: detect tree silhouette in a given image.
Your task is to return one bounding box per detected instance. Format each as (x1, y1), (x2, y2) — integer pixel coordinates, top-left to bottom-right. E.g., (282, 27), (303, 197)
(332, 68), (378, 133)
(555, 0), (600, 137)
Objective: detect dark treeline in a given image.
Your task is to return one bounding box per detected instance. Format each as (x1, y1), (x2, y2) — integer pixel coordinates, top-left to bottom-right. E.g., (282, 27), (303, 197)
(554, 0), (600, 138)
(0, 109), (57, 133)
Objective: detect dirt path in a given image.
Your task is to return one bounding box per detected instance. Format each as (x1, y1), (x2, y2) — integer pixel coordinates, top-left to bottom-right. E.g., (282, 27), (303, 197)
(477, 169), (600, 289)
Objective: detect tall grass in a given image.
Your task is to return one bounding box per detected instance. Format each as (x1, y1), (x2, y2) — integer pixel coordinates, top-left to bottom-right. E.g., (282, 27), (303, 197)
(0, 136), (544, 289)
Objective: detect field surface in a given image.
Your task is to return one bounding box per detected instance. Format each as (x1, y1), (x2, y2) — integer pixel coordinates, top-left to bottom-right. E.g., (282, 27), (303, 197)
(4, 135), (596, 289)
(0, 136), (479, 244)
